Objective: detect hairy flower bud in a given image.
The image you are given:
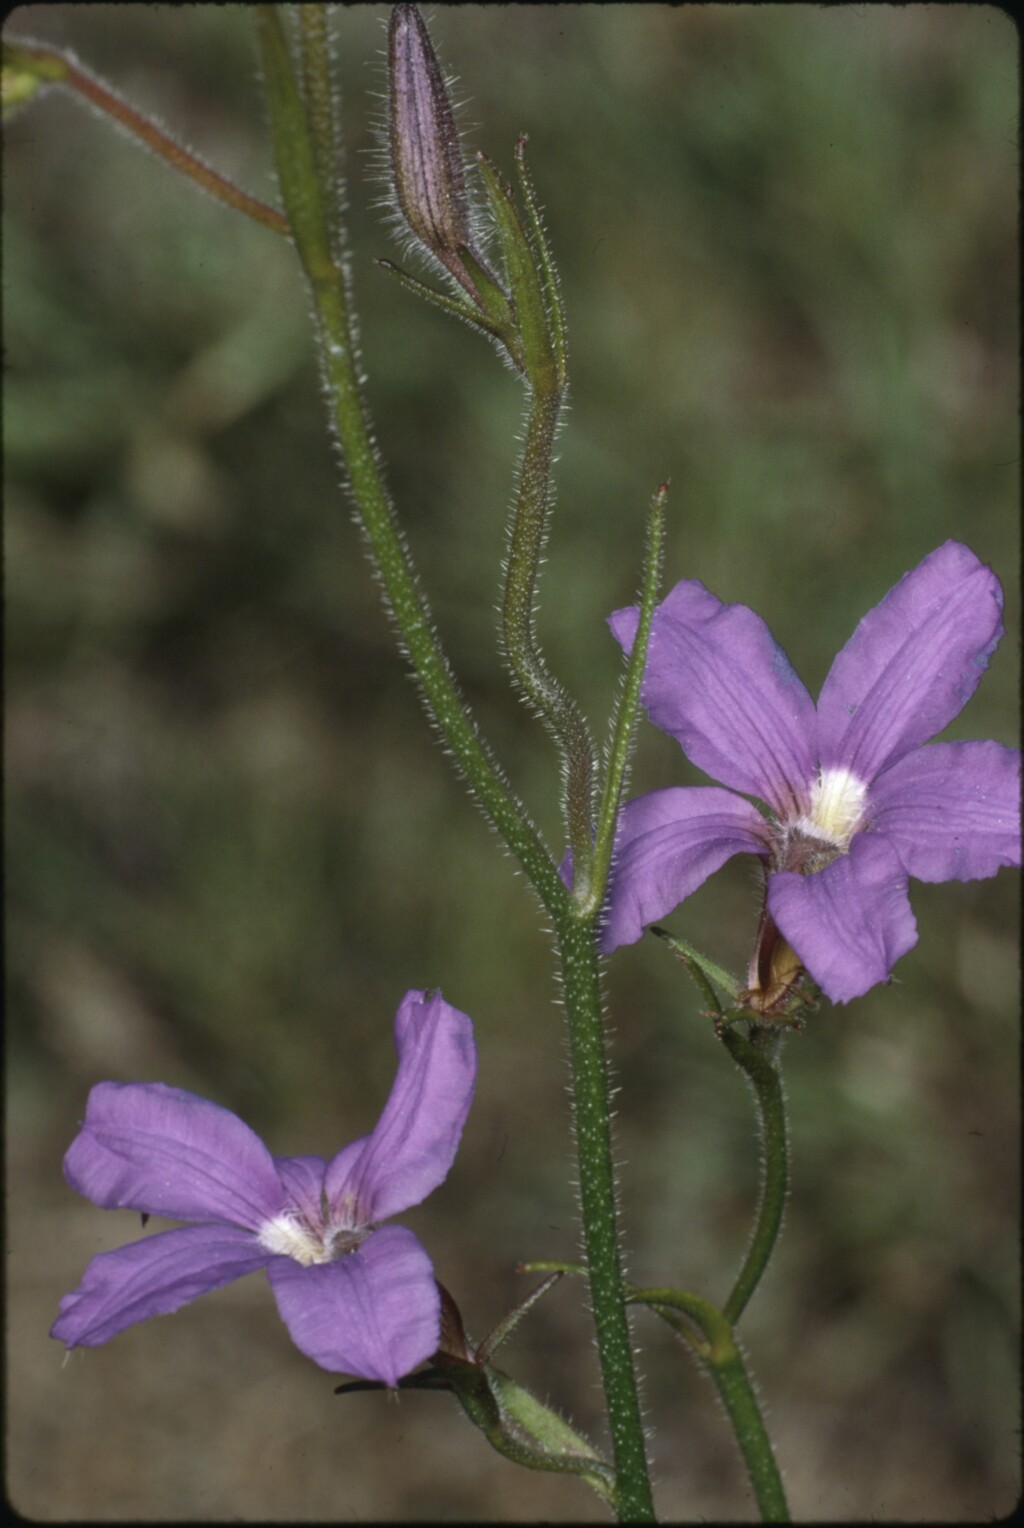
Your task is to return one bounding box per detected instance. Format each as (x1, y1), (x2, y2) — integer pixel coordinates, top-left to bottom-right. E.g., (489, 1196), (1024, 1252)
(388, 4), (472, 264)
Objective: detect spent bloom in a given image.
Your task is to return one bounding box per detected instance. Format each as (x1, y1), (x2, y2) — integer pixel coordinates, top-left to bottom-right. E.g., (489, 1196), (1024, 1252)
(603, 541), (1020, 1004)
(52, 990), (476, 1386)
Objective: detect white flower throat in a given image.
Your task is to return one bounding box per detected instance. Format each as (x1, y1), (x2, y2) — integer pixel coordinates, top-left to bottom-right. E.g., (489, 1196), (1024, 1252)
(774, 767), (868, 875)
(258, 1211), (366, 1266)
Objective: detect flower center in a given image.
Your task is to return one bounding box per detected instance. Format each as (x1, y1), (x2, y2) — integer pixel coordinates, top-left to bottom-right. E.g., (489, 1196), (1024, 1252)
(774, 766), (868, 875)
(258, 1213), (366, 1267)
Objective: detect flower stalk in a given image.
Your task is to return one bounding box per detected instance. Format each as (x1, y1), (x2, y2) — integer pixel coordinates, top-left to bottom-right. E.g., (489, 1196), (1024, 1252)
(652, 925), (791, 1323)
(720, 1025), (789, 1325)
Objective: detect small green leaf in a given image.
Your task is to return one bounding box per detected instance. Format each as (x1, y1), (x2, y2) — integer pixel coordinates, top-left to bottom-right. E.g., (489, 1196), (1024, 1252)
(456, 245), (516, 330)
(652, 926), (742, 1007)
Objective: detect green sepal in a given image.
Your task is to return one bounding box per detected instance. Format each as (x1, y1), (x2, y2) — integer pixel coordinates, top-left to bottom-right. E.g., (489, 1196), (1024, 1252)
(456, 246), (517, 331)
(475, 151), (557, 387)
(409, 1362), (618, 1508)
(335, 1274), (615, 1508)
(336, 1361), (616, 1508)
(474, 1271), (564, 1364)
(376, 254), (524, 371)
(377, 259), (504, 336)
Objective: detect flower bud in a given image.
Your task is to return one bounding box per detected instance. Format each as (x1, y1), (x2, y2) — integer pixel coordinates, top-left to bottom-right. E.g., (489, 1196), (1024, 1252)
(388, 4), (472, 264)
(743, 906), (807, 1018)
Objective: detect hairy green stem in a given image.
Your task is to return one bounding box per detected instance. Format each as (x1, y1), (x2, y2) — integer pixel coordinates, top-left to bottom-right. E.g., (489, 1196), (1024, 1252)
(503, 384), (595, 874)
(294, 4), (337, 224)
(558, 913), (655, 1521)
(720, 1026), (789, 1325)
(582, 485), (667, 913)
(633, 1287), (788, 1523)
(477, 144), (594, 876)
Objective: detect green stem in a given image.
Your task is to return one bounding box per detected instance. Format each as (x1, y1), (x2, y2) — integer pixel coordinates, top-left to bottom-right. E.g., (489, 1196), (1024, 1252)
(502, 383), (595, 876)
(255, 5), (561, 912)
(720, 1026), (789, 1325)
(3, 36), (289, 235)
(474, 148), (594, 875)
(295, 4), (337, 225)
(632, 1288), (789, 1523)
(583, 485), (667, 913)
(558, 913), (655, 1522)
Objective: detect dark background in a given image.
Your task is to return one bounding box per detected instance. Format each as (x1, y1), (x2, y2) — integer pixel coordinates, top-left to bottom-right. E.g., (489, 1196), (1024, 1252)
(5, 4), (1019, 1520)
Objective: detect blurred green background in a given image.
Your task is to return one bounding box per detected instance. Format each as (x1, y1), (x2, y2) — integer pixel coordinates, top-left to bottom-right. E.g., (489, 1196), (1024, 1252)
(5, 4), (1019, 1521)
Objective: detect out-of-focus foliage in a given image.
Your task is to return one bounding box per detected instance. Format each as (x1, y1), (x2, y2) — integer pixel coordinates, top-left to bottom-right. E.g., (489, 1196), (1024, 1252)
(5, 5), (1018, 1521)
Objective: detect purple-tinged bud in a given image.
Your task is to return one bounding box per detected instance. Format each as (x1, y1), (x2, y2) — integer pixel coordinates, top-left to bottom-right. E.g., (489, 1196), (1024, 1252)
(388, 4), (472, 265)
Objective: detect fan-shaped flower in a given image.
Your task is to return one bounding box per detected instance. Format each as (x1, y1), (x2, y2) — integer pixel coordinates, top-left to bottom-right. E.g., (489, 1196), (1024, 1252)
(52, 989), (476, 1386)
(603, 541), (1020, 1003)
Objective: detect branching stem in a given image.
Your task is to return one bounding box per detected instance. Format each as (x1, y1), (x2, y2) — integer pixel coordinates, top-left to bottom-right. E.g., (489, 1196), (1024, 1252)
(4, 36), (289, 234)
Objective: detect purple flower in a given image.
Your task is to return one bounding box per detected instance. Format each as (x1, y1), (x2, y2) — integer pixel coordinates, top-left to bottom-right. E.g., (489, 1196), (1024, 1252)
(51, 990), (476, 1386)
(603, 541), (1020, 1004)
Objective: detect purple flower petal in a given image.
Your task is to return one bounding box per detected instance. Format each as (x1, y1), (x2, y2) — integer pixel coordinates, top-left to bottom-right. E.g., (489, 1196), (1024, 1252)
(64, 1082), (288, 1230)
(611, 582), (816, 818)
(267, 1224), (439, 1385)
(51, 1224), (268, 1349)
(816, 542), (1005, 781)
(274, 1156), (329, 1231)
(325, 991), (476, 1224)
(602, 787), (769, 951)
(869, 740), (1021, 883)
(769, 835), (918, 1003)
